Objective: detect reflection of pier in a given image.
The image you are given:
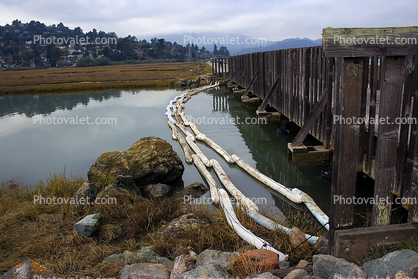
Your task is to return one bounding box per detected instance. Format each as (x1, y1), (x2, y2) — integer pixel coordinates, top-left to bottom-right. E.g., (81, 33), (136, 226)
(211, 91), (330, 213)
(212, 94), (229, 112)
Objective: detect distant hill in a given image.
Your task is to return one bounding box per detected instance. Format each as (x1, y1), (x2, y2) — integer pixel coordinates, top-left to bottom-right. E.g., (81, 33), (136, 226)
(157, 33), (322, 56)
(236, 37), (322, 55)
(158, 32), (276, 55)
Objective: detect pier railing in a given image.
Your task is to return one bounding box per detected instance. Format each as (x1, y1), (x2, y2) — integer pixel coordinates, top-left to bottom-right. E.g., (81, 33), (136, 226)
(212, 26), (418, 261)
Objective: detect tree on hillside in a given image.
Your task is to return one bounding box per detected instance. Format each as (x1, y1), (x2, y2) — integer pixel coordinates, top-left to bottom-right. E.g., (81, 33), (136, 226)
(46, 44), (62, 67)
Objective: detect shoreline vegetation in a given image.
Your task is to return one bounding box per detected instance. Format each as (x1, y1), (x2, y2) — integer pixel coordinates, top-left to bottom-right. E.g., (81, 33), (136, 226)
(0, 61), (210, 94)
(0, 174), (323, 277)
(1, 174), (417, 278)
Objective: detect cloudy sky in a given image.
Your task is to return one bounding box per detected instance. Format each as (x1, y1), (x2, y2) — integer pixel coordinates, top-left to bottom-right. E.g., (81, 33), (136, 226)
(0, 0), (417, 42)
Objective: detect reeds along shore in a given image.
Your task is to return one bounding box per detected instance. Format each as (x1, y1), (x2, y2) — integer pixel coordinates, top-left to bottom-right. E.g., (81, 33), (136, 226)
(0, 62), (209, 94)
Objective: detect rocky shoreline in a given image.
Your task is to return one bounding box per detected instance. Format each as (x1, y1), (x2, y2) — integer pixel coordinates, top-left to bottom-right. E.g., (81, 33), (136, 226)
(1, 136), (417, 278)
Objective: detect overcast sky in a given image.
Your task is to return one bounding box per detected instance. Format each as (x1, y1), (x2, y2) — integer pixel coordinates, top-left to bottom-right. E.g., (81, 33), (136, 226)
(0, 0), (417, 42)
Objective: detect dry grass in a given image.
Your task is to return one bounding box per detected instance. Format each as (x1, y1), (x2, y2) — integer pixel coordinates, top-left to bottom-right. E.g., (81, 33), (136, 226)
(0, 175), (323, 278)
(0, 62), (211, 94)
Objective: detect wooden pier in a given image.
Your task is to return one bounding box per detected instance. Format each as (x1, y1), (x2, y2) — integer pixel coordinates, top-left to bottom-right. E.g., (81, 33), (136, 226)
(212, 26), (418, 262)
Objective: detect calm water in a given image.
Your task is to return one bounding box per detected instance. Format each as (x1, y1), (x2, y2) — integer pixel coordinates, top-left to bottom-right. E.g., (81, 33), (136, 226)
(0, 88), (331, 213)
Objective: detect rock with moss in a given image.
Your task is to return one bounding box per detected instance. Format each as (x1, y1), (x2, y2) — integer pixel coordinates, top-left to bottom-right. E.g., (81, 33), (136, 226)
(0, 260), (54, 279)
(88, 137), (184, 188)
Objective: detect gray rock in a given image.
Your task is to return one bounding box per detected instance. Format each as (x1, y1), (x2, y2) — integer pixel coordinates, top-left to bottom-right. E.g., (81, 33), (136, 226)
(176, 264), (230, 279)
(88, 136), (184, 187)
(159, 213), (208, 234)
(74, 213), (102, 236)
(295, 260), (311, 269)
(144, 183), (171, 199)
(103, 249), (173, 271)
(302, 276), (322, 279)
(284, 269), (309, 279)
(196, 249), (238, 270)
(120, 263), (170, 279)
(313, 254), (366, 279)
(170, 253), (196, 279)
(280, 261), (290, 269)
(140, 246), (161, 257)
(245, 272), (279, 279)
(327, 274), (351, 279)
(176, 182), (209, 201)
(103, 250), (151, 264)
(0, 260), (53, 279)
(362, 249), (418, 278)
(313, 236), (328, 255)
(74, 182), (99, 207)
(154, 257), (174, 272)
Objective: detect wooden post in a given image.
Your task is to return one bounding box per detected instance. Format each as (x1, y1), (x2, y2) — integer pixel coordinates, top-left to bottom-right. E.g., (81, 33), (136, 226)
(404, 56), (418, 222)
(372, 56), (406, 226)
(329, 57), (365, 255)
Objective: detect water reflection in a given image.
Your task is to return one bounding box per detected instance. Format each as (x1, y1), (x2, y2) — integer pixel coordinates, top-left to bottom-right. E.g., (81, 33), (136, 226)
(186, 88), (331, 213)
(0, 87), (330, 214)
(0, 90), (122, 118)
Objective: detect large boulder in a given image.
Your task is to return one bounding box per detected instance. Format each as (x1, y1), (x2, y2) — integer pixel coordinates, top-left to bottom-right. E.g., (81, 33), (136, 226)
(88, 137), (184, 187)
(362, 249), (418, 278)
(313, 254), (366, 279)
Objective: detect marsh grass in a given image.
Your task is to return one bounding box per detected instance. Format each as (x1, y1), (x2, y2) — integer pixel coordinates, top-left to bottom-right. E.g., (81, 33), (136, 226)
(0, 175), (323, 278)
(366, 236), (418, 262)
(0, 62), (211, 94)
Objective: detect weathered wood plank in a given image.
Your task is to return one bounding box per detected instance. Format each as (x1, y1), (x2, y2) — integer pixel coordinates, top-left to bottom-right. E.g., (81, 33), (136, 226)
(365, 56), (379, 174)
(404, 56), (418, 222)
(329, 57), (365, 255)
(334, 223), (418, 264)
(323, 26), (418, 57)
(372, 56), (406, 226)
(395, 56), (415, 195)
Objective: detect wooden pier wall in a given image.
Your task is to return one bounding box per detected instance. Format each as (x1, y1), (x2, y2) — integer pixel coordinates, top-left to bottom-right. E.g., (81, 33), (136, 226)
(212, 26), (418, 260)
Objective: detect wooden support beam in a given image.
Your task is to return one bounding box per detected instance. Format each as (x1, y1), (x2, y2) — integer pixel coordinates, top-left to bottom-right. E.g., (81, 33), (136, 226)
(288, 144), (330, 166)
(329, 57), (365, 255)
(333, 223), (418, 264)
(372, 56), (406, 226)
(323, 26), (418, 57)
(257, 74), (281, 112)
(242, 71), (258, 98)
(290, 88), (328, 147)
